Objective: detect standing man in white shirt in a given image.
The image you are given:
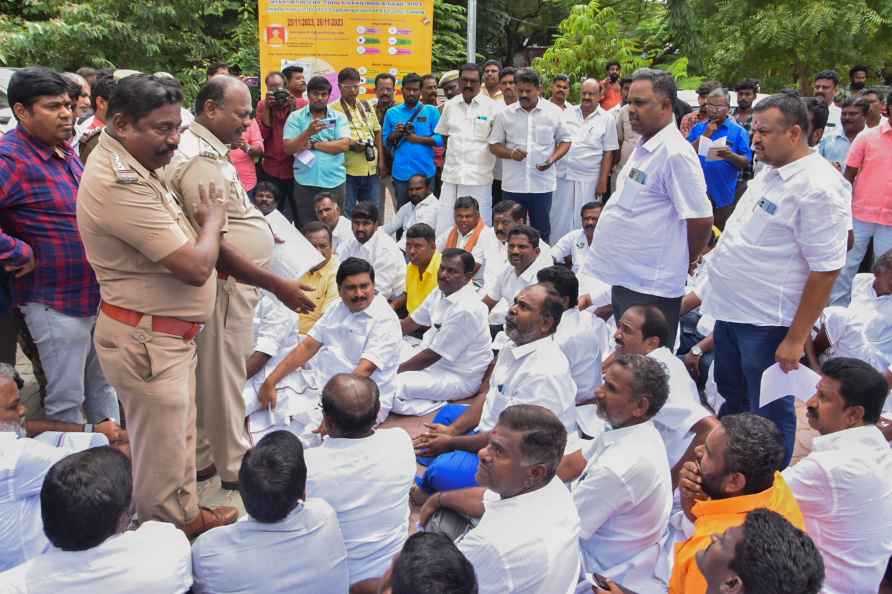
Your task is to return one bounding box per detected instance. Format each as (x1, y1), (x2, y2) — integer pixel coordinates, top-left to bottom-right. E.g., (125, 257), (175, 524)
(258, 258), (402, 437)
(396, 249), (493, 416)
(491, 66), (518, 204)
(558, 354), (672, 594)
(436, 63), (500, 233)
(383, 174), (440, 249)
(0, 447), (193, 594)
(612, 305), (719, 485)
(551, 201), (602, 274)
(314, 192), (353, 253)
(701, 93), (850, 466)
(305, 374), (416, 587)
(551, 79), (617, 242)
(437, 196), (502, 288)
(192, 431), (349, 594)
(586, 68), (713, 349)
(337, 201), (407, 307)
(419, 404), (581, 594)
(814, 69), (842, 132)
(489, 68), (572, 243)
(782, 358), (892, 594)
(413, 284), (576, 494)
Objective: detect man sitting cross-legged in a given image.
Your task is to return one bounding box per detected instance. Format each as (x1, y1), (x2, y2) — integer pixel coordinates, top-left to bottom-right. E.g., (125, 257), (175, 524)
(419, 404), (581, 594)
(191, 430), (350, 594)
(304, 374), (416, 589)
(669, 413), (805, 594)
(436, 195), (501, 289)
(395, 248), (493, 416)
(0, 447), (192, 593)
(557, 354), (672, 594)
(412, 283), (576, 495)
(258, 258), (401, 446)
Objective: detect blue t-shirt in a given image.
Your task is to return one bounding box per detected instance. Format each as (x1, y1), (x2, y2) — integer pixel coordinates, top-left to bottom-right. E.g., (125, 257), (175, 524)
(283, 106), (350, 188)
(688, 119), (752, 207)
(382, 102), (443, 181)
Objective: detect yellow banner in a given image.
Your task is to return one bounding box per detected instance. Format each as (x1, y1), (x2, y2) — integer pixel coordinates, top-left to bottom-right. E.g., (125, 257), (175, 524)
(258, 0), (434, 100)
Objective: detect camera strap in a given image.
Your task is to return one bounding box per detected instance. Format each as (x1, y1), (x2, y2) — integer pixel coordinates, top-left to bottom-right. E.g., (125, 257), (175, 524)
(340, 98), (375, 140)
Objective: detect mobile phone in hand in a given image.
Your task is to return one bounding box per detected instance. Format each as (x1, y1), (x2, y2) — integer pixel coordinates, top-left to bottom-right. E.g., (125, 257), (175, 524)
(322, 116), (337, 129)
(592, 573), (610, 591)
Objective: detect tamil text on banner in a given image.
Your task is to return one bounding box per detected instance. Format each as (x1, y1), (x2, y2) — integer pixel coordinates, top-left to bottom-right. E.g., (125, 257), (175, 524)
(259, 0), (434, 100)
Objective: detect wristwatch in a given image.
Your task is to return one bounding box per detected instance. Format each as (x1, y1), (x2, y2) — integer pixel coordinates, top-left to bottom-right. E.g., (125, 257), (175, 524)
(309, 140), (317, 150)
(690, 345), (704, 357)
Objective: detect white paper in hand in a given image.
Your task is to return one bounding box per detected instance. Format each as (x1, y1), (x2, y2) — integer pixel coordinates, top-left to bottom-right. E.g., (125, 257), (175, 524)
(759, 363), (820, 408)
(265, 210), (324, 280)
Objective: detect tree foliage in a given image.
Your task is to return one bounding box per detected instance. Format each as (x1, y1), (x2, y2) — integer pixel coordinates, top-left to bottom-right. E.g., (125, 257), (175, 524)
(433, 0), (469, 72)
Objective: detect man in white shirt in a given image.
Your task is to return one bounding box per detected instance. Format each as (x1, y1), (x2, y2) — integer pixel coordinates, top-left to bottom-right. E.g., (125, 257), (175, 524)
(437, 195), (502, 288)
(259, 258), (402, 441)
(491, 67), (518, 204)
(436, 63), (500, 232)
(413, 284), (576, 494)
(419, 404), (581, 594)
(192, 430), (348, 593)
(396, 249), (493, 415)
(0, 363), (127, 572)
(337, 201), (406, 306)
(489, 67), (572, 242)
(314, 191), (353, 252)
(558, 354), (672, 594)
(537, 265), (610, 407)
(782, 358), (892, 594)
(483, 225), (550, 331)
(0, 447), (192, 594)
(814, 69), (843, 132)
(383, 174), (440, 249)
(586, 68), (714, 348)
(612, 305), (719, 485)
(701, 93), (850, 466)
(305, 374), (416, 586)
(551, 201), (602, 274)
(551, 79), (617, 242)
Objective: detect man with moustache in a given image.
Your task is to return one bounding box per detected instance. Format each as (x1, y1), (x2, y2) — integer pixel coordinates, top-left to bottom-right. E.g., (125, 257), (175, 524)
(313, 192), (353, 252)
(549, 74), (573, 111)
(412, 284), (576, 495)
(77, 74), (235, 536)
(550, 201), (602, 274)
(0, 67), (119, 428)
(165, 75), (315, 496)
(732, 79), (758, 134)
(258, 258), (402, 438)
(437, 196), (502, 289)
(551, 79), (617, 241)
(481, 60), (503, 101)
(600, 61), (623, 110)
(782, 358), (892, 594)
(337, 201), (406, 307)
(435, 63), (500, 233)
(490, 66), (518, 205)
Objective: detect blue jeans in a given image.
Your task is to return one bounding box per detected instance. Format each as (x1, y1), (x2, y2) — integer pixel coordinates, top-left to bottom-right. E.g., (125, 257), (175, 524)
(830, 218), (892, 306)
(713, 320), (795, 467)
(416, 404), (480, 494)
(502, 190), (553, 243)
(343, 174), (382, 218)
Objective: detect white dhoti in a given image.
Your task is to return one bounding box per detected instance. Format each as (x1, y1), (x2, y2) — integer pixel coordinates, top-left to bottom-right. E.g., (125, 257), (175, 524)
(392, 339), (485, 416)
(437, 183), (493, 235)
(551, 177), (597, 245)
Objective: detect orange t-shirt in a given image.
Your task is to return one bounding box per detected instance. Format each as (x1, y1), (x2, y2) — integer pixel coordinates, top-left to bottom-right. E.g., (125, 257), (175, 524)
(669, 472), (805, 594)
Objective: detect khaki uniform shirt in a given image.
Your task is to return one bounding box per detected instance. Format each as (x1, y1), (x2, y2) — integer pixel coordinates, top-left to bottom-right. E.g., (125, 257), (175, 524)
(76, 132), (217, 322)
(165, 122), (274, 270)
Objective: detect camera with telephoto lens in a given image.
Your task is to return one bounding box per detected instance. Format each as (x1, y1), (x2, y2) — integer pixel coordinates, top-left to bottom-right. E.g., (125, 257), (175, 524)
(363, 139), (376, 161)
(271, 89), (290, 106)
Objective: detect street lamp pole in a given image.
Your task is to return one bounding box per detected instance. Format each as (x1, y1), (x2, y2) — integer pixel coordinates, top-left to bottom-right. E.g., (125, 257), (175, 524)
(467, 0), (477, 62)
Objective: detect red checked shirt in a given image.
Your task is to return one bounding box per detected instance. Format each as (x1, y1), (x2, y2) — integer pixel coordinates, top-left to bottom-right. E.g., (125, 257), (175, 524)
(256, 96), (308, 180)
(0, 126), (99, 317)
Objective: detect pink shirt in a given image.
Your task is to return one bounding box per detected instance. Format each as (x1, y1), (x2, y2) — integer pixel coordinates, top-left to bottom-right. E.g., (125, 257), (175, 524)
(229, 119), (264, 191)
(846, 119), (892, 226)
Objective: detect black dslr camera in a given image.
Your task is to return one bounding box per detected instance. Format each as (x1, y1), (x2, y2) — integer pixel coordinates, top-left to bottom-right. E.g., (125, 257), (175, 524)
(363, 139), (376, 161)
(271, 89), (291, 106)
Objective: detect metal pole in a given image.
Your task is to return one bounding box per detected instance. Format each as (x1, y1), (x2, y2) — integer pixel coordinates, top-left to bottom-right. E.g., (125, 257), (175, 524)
(467, 0), (477, 62)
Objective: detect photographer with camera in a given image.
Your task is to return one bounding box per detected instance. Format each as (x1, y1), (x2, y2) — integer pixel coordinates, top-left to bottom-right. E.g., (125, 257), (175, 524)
(331, 67), (385, 218)
(256, 68), (308, 222)
(283, 75), (351, 227)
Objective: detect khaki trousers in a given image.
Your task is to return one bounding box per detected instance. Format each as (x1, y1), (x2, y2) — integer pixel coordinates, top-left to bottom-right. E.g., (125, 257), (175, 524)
(93, 311), (199, 526)
(195, 279), (259, 482)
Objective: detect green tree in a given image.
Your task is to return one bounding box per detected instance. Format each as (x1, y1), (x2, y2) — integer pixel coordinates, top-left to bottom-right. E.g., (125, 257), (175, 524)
(668, 0), (892, 92)
(433, 0), (469, 73)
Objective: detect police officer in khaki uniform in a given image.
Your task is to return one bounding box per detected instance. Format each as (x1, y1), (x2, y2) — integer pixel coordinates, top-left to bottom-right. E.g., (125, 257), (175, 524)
(164, 76), (315, 492)
(76, 74), (238, 536)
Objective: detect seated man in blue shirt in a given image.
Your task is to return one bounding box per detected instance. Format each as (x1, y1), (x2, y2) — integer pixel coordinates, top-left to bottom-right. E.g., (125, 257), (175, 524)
(283, 75), (350, 226)
(688, 87), (752, 229)
(383, 73), (443, 209)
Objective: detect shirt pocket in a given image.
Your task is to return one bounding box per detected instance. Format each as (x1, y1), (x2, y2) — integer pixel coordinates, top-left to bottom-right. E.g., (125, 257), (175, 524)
(473, 117), (491, 141)
(611, 170), (645, 210)
(535, 124), (555, 146)
(740, 203), (772, 244)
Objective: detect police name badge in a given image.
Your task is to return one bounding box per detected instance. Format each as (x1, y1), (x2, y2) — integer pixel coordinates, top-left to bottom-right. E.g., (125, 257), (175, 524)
(111, 153), (139, 184)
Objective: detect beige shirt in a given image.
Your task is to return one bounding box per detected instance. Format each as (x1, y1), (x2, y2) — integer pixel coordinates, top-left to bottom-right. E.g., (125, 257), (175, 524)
(76, 132), (217, 321)
(165, 122), (274, 269)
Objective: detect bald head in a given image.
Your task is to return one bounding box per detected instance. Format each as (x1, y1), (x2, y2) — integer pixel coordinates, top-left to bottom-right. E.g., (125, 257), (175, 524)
(194, 75), (253, 145)
(320, 374), (380, 438)
(580, 78), (602, 112)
